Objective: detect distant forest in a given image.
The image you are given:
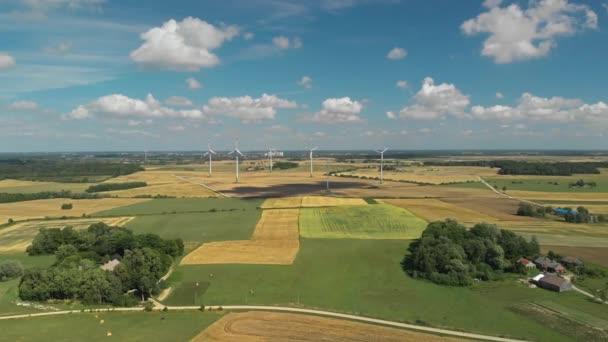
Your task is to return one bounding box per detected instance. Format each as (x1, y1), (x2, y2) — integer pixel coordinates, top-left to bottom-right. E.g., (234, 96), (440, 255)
(0, 160), (143, 182)
(424, 160), (608, 176)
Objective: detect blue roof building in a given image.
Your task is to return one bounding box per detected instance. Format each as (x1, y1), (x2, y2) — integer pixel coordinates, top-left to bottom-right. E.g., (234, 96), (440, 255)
(553, 208), (578, 217)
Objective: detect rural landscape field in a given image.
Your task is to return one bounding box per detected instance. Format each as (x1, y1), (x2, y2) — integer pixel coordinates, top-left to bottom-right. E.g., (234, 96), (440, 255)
(2, 0), (608, 340)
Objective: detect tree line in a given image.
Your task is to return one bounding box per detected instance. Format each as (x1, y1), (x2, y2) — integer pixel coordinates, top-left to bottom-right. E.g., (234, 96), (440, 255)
(85, 182), (147, 193)
(0, 191), (104, 204)
(0, 160), (143, 182)
(424, 160), (607, 176)
(19, 223), (183, 305)
(402, 220), (539, 286)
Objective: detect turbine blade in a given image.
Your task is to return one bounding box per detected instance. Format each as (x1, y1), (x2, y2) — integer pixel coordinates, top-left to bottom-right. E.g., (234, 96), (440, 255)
(203, 152), (209, 156)
(311, 147), (319, 151)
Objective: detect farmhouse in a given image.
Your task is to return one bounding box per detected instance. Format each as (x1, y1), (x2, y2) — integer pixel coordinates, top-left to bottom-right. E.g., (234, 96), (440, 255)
(536, 274), (572, 292)
(518, 258), (536, 269)
(561, 256), (583, 268)
(553, 208), (577, 217)
(100, 259), (121, 272)
(534, 257), (566, 273)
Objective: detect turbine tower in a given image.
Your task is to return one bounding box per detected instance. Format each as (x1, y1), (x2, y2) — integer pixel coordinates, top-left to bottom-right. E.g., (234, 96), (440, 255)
(203, 142), (217, 177)
(375, 147), (388, 184)
(309, 147), (319, 178)
(267, 147), (276, 173)
(228, 140), (245, 183)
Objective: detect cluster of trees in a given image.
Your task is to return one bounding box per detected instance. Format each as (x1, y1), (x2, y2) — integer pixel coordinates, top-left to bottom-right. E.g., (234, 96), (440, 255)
(569, 179), (597, 188)
(516, 203), (551, 218)
(272, 161), (299, 170)
(0, 160), (143, 182)
(0, 260), (23, 281)
(0, 191), (104, 204)
(19, 223), (183, 305)
(424, 160), (606, 176)
(402, 220), (540, 286)
(85, 182), (147, 193)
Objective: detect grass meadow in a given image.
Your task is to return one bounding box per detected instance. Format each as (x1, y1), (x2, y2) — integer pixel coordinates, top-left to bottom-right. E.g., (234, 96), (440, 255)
(164, 238), (607, 342)
(299, 204), (427, 239)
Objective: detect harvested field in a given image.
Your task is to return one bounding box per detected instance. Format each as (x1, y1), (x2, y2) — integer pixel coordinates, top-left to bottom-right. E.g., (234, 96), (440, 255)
(107, 182), (216, 198)
(0, 198), (149, 223)
(0, 216), (134, 253)
(193, 311), (465, 342)
(338, 166), (496, 185)
(498, 221), (608, 247)
(540, 245), (608, 266)
(301, 196), (367, 207)
(0, 179), (91, 194)
(382, 198), (496, 224)
(508, 191), (608, 201)
(440, 196), (530, 221)
(261, 197), (302, 209)
(181, 208), (300, 265)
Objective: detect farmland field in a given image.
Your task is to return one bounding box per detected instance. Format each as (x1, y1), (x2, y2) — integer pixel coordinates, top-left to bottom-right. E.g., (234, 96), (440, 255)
(337, 166), (496, 185)
(0, 198), (149, 223)
(0, 179), (92, 194)
(195, 311), (465, 342)
(299, 204), (427, 239)
(540, 245), (608, 266)
(382, 198), (497, 223)
(94, 198), (262, 216)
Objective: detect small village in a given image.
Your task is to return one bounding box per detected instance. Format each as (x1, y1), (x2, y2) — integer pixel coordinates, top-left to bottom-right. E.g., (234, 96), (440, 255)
(519, 255), (585, 293)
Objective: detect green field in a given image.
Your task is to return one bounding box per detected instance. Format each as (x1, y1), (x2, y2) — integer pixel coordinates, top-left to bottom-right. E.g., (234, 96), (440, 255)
(0, 311), (222, 341)
(447, 173), (608, 193)
(299, 204), (427, 239)
(164, 238), (607, 341)
(124, 211), (261, 243)
(94, 198), (263, 216)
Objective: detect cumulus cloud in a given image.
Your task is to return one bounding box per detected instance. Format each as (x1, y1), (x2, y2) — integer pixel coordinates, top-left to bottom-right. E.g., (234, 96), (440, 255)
(202, 94), (298, 122)
(272, 36), (302, 49)
(186, 77), (202, 90)
(395, 77), (470, 120)
(386, 111), (396, 119)
(8, 100), (39, 111)
(304, 97), (364, 124)
(396, 80), (408, 89)
(165, 96), (193, 107)
(387, 47), (407, 60)
(0, 54), (16, 70)
(462, 0), (598, 63)
(130, 17), (239, 71)
(298, 76), (313, 89)
(63, 93), (205, 120)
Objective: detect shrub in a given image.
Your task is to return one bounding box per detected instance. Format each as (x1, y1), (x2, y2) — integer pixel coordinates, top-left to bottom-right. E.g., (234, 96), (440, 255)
(0, 260), (24, 281)
(61, 203), (73, 210)
(144, 301), (154, 312)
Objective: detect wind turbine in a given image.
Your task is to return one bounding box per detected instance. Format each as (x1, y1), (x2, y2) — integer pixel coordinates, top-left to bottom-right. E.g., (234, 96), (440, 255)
(267, 147), (276, 173)
(375, 147), (388, 184)
(203, 142), (217, 177)
(309, 147), (319, 178)
(228, 140), (245, 183)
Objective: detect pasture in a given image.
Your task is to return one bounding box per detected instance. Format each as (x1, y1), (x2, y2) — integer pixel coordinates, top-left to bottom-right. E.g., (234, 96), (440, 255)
(0, 312), (222, 341)
(299, 204), (427, 239)
(165, 238), (602, 341)
(195, 311), (465, 342)
(0, 198), (148, 223)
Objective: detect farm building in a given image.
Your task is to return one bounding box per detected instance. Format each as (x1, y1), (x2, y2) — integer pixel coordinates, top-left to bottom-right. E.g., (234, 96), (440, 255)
(100, 259), (121, 272)
(553, 208), (577, 217)
(560, 256), (583, 268)
(536, 274), (572, 292)
(518, 258), (536, 269)
(534, 257), (566, 273)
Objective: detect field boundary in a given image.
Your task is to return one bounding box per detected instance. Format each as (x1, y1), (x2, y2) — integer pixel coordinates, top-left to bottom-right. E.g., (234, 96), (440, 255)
(478, 177), (544, 207)
(172, 175), (229, 198)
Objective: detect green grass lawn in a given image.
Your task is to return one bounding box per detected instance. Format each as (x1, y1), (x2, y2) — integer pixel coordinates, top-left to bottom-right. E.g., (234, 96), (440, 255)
(299, 204), (427, 239)
(0, 311), (222, 341)
(124, 210), (261, 243)
(164, 238), (607, 342)
(94, 198), (263, 216)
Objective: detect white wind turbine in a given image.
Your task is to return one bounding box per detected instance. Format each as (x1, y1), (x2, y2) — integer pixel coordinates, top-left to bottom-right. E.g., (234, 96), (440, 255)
(228, 140), (245, 183)
(375, 147), (388, 184)
(203, 142), (217, 177)
(309, 147), (319, 178)
(267, 147), (276, 173)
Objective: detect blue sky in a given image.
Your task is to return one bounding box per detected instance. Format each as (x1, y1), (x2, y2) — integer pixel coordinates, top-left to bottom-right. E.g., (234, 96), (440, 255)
(0, 0), (607, 152)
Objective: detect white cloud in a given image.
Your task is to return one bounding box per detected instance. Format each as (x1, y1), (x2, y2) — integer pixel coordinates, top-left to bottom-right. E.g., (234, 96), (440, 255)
(63, 93), (206, 120)
(396, 80), (408, 89)
(17, 0), (105, 14)
(386, 111), (396, 119)
(165, 96), (193, 107)
(44, 41), (72, 54)
(298, 76), (313, 89)
(243, 32), (254, 40)
(604, 3), (608, 14)
(186, 77), (202, 90)
(272, 36), (302, 50)
(304, 97), (364, 124)
(462, 0), (598, 63)
(108, 128), (159, 138)
(462, 129), (474, 136)
(202, 93), (298, 122)
(395, 77), (470, 120)
(387, 47), (407, 60)
(8, 100), (39, 111)
(130, 17), (239, 71)
(495, 92), (504, 99)
(482, 0), (503, 8)
(0, 54), (16, 70)
(313, 131), (326, 137)
(167, 125), (186, 132)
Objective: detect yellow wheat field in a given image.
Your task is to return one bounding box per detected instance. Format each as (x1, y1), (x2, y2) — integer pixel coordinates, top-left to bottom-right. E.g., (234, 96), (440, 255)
(0, 216), (134, 253)
(301, 196), (367, 207)
(261, 197), (303, 209)
(193, 311), (466, 342)
(181, 208), (300, 265)
(382, 198), (497, 223)
(0, 198), (149, 223)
